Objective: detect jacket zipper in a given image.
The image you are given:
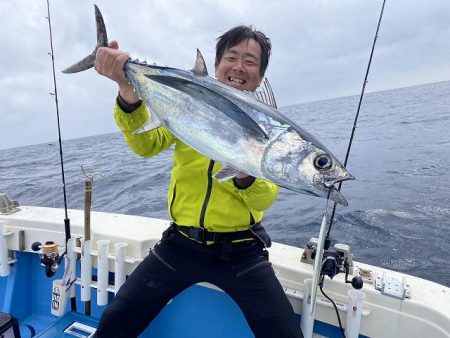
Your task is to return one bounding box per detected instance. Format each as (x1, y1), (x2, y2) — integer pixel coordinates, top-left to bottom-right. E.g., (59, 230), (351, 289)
(199, 160), (215, 228)
(169, 185), (177, 222)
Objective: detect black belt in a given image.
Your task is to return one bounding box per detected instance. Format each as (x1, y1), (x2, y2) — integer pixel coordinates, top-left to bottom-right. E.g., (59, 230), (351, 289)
(174, 224), (255, 244)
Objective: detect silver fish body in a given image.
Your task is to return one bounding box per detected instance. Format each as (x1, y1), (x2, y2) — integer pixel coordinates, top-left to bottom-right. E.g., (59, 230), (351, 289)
(124, 60), (353, 205)
(64, 5), (354, 206)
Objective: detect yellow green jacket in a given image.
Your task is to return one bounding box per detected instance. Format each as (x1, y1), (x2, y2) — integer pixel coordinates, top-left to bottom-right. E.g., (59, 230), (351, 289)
(114, 101), (279, 232)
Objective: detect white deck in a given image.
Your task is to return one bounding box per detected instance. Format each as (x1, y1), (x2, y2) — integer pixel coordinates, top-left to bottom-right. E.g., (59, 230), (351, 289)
(1, 206), (450, 337)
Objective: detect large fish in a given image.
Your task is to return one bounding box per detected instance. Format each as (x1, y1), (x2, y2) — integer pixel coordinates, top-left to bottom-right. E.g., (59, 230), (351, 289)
(64, 5), (354, 206)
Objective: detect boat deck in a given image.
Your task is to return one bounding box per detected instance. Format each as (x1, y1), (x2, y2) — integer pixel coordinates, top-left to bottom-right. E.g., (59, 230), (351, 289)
(1, 207), (450, 337)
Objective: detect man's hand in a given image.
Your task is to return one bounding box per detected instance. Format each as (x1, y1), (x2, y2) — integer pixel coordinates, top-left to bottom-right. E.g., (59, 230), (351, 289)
(236, 173), (250, 179)
(234, 174), (255, 189)
(94, 40), (140, 104)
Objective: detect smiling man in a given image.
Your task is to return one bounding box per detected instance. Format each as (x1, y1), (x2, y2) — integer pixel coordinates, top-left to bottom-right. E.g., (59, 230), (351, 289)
(93, 25), (304, 338)
(215, 28), (266, 90)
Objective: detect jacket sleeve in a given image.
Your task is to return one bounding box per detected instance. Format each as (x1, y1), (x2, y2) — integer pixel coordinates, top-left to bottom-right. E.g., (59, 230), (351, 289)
(235, 178), (279, 212)
(114, 100), (175, 157)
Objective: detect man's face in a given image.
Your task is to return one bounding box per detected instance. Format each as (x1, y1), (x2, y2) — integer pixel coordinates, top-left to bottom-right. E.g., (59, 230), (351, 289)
(215, 38), (262, 91)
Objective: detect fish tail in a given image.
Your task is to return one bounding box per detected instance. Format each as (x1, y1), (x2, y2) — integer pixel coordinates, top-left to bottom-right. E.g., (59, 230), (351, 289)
(62, 5), (108, 74)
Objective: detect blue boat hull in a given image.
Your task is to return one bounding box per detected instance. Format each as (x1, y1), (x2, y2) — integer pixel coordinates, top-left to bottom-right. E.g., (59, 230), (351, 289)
(1, 252), (362, 338)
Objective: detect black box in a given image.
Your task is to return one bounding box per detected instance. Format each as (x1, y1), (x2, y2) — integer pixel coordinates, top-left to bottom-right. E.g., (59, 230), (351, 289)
(0, 312), (20, 337)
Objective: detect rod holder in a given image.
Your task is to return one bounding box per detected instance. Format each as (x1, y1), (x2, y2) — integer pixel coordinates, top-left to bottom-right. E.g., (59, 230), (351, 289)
(81, 240), (92, 302)
(0, 220), (10, 277)
(300, 278), (315, 338)
(114, 243), (128, 295)
(66, 238), (77, 298)
(97, 239), (110, 306)
(345, 289), (366, 338)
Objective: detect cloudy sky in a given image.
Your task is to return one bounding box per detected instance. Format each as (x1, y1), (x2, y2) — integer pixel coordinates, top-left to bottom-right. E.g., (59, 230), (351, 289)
(1, 0), (449, 150)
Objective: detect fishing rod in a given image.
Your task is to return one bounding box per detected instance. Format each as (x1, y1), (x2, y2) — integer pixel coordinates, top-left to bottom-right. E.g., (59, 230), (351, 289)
(45, 0), (76, 311)
(305, 1), (387, 337)
(327, 0), (387, 235)
(46, 0), (70, 243)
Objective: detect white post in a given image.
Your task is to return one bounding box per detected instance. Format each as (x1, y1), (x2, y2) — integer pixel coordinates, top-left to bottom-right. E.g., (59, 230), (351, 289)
(81, 240), (92, 302)
(97, 239), (110, 306)
(0, 220), (10, 277)
(114, 243), (127, 295)
(310, 212), (329, 315)
(345, 289), (366, 338)
(300, 278), (315, 338)
(66, 238), (77, 298)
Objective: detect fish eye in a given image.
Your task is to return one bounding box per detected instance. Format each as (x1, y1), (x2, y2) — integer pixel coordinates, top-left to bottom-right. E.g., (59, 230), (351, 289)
(314, 154), (332, 170)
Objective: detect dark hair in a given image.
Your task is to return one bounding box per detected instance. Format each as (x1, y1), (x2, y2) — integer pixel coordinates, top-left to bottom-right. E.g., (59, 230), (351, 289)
(215, 25), (272, 77)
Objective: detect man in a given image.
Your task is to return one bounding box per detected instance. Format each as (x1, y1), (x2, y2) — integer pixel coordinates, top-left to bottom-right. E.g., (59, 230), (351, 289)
(93, 25), (303, 338)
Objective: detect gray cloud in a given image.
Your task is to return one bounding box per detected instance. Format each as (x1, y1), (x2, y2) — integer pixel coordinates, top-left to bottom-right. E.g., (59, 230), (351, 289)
(1, 0), (449, 149)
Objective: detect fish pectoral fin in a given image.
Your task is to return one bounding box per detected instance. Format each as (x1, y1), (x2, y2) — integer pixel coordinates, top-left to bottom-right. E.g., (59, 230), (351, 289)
(190, 49), (209, 76)
(213, 166), (242, 182)
(132, 117), (162, 135)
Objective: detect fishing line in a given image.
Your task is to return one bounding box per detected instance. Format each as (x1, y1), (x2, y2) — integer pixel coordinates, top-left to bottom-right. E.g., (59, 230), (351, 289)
(309, 1), (387, 335)
(327, 0), (387, 236)
(46, 0), (76, 311)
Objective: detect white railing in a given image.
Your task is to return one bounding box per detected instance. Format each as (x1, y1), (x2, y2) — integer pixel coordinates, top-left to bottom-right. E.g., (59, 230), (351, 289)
(0, 220), (15, 277)
(65, 237), (142, 308)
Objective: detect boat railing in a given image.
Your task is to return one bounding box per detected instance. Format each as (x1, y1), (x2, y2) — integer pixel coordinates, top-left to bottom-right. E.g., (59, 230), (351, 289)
(64, 237), (143, 309)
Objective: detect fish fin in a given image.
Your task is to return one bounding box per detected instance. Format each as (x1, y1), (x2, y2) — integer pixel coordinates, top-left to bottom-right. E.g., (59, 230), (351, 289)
(329, 187), (349, 207)
(190, 49), (208, 76)
(62, 51), (97, 74)
(244, 78), (278, 108)
(145, 74), (269, 141)
(132, 117), (162, 135)
(213, 166), (242, 182)
(62, 5), (108, 73)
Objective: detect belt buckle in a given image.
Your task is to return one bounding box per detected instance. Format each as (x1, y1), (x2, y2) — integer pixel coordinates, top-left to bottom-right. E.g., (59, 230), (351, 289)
(196, 227), (207, 244)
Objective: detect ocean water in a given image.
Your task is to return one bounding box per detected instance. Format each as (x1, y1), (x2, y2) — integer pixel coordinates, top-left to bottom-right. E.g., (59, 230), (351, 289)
(1, 80), (449, 287)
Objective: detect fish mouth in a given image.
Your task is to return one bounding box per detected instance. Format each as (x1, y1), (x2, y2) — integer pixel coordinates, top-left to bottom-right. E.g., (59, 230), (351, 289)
(323, 173), (355, 207)
(323, 173), (355, 188)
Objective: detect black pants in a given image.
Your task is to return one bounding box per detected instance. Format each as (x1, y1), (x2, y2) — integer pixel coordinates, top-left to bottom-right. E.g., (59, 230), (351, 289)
(95, 226), (303, 338)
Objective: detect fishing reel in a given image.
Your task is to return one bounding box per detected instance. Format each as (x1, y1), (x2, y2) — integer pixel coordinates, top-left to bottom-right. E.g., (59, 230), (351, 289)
(31, 241), (65, 277)
(302, 237), (363, 289)
(321, 247), (363, 289)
